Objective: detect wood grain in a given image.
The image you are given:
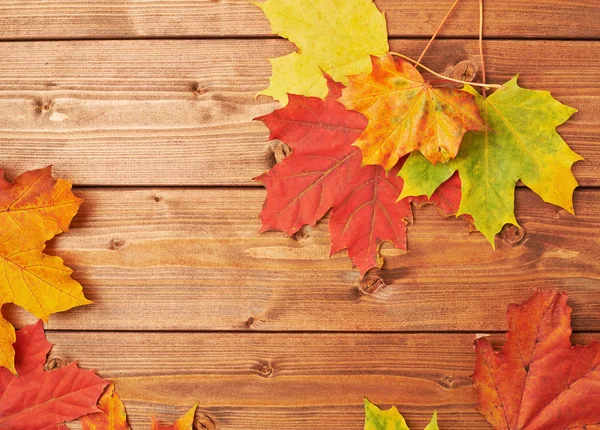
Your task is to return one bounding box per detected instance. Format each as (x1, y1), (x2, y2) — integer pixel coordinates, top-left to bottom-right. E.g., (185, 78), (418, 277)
(48, 331), (599, 429)
(0, 39), (597, 187)
(1, 0), (598, 40)
(6, 186), (600, 332)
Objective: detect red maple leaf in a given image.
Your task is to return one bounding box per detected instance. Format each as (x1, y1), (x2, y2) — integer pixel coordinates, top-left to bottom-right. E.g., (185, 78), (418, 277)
(255, 77), (463, 275)
(0, 321), (108, 430)
(473, 290), (600, 429)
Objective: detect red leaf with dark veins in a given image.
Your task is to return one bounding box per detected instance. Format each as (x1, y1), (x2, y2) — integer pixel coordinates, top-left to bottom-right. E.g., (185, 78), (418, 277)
(255, 76), (464, 275)
(0, 322), (108, 430)
(473, 290), (600, 430)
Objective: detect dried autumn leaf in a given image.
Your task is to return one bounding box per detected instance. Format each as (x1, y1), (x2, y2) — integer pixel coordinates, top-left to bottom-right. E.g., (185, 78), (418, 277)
(473, 290), (600, 429)
(255, 77), (463, 275)
(81, 383), (130, 430)
(0, 167), (90, 373)
(0, 321), (108, 429)
(255, 0), (388, 105)
(364, 398), (438, 430)
(151, 404), (197, 430)
(339, 54), (485, 169)
(399, 77), (583, 245)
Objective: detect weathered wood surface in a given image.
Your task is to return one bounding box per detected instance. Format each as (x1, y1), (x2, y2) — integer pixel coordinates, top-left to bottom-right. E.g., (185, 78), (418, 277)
(3, 2), (600, 429)
(47, 331), (600, 429)
(7, 187), (600, 332)
(1, 0), (598, 40)
(0, 39), (598, 186)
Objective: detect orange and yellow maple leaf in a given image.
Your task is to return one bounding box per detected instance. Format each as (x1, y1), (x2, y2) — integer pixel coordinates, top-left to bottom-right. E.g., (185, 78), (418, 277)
(81, 383), (130, 430)
(0, 167), (90, 373)
(81, 383), (197, 430)
(339, 54), (485, 170)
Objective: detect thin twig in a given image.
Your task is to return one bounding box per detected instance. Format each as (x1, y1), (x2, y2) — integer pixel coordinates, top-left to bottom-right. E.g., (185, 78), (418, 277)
(389, 52), (503, 89)
(479, 0), (487, 97)
(418, 0), (461, 63)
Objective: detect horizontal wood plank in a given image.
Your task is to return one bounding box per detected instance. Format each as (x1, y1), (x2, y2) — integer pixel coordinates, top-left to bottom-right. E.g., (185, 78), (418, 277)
(50, 331), (599, 429)
(6, 186), (600, 332)
(1, 0), (598, 40)
(0, 39), (598, 186)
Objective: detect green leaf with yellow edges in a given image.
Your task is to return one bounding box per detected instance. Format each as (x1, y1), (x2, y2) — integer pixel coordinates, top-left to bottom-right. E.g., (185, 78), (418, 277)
(399, 76), (582, 245)
(255, 0), (389, 105)
(364, 399), (438, 430)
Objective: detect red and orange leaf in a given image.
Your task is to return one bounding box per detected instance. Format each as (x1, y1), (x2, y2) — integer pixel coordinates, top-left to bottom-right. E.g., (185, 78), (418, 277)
(0, 321), (108, 430)
(0, 167), (90, 373)
(255, 77), (464, 275)
(339, 54), (484, 170)
(473, 290), (600, 429)
(151, 404), (197, 430)
(81, 383), (131, 430)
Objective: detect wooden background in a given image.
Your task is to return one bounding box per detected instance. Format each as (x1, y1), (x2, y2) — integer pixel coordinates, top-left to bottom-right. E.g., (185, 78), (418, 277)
(2, 0), (600, 428)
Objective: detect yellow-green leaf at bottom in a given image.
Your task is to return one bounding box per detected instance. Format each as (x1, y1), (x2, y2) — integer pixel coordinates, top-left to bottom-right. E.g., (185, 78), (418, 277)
(399, 76), (582, 245)
(255, 0), (389, 105)
(364, 399), (438, 430)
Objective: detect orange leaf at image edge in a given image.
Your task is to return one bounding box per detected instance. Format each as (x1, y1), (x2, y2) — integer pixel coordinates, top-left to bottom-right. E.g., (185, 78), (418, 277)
(473, 290), (600, 429)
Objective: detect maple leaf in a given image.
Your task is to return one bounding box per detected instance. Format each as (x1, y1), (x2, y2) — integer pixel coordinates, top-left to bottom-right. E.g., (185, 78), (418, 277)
(364, 398), (438, 430)
(81, 383), (197, 430)
(0, 167), (90, 373)
(399, 77), (583, 245)
(0, 321), (108, 429)
(151, 404), (197, 430)
(339, 54), (485, 169)
(255, 0), (388, 105)
(473, 290), (600, 429)
(255, 77), (462, 275)
(81, 383), (130, 430)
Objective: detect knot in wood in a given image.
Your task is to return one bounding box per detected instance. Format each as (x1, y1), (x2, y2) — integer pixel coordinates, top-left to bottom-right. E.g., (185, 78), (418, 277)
(502, 224), (526, 246)
(443, 375), (454, 387)
(109, 238), (126, 250)
(267, 141), (291, 167)
(44, 356), (68, 371)
(37, 101), (52, 113)
(449, 60), (478, 83)
(359, 272), (386, 295)
(258, 361), (274, 377)
(194, 414), (217, 430)
(292, 225), (311, 241)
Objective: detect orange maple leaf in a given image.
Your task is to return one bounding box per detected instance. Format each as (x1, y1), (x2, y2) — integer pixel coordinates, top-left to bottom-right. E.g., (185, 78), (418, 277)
(81, 384), (197, 430)
(473, 290), (600, 429)
(0, 167), (90, 373)
(339, 54), (485, 170)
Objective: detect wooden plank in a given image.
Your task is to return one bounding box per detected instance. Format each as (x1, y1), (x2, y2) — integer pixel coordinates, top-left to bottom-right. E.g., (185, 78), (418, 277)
(0, 39), (598, 186)
(49, 331), (599, 429)
(7, 187), (600, 332)
(1, 0), (598, 40)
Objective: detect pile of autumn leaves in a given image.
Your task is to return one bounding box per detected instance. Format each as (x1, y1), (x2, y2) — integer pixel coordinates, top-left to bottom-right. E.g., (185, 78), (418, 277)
(254, 0), (583, 277)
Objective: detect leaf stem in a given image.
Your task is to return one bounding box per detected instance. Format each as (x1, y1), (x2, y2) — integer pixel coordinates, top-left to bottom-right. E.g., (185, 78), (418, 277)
(388, 52), (503, 89)
(418, 0), (461, 63)
(479, 0), (487, 97)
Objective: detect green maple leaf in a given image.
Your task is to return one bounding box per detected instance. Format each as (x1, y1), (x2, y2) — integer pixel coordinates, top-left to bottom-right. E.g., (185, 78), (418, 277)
(398, 76), (583, 245)
(364, 399), (438, 430)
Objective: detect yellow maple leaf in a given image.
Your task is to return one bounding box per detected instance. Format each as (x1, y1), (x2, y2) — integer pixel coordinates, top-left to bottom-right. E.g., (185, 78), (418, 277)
(255, 0), (389, 105)
(0, 166), (90, 373)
